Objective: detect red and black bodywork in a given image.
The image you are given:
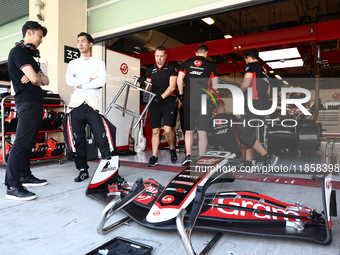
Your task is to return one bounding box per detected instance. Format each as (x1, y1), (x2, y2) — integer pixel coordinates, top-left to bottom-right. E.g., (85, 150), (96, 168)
(86, 152), (337, 254)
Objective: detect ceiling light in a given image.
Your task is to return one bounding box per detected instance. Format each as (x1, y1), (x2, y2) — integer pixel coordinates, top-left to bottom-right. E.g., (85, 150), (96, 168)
(275, 74), (282, 80)
(282, 80), (289, 85)
(267, 59), (304, 69)
(224, 34), (232, 39)
(269, 70), (274, 73)
(202, 17), (215, 25)
(259, 47), (301, 62)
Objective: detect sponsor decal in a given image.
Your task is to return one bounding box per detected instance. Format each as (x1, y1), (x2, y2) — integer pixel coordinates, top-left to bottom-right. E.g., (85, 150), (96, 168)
(171, 180), (194, 186)
(101, 161), (117, 172)
(153, 210), (160, 216)
(178, 174), (198, 179)
(196, 158), (218, 165)
(165, 187), (187, 193)
(162, 195), (175, 204)
(175, 188), (187, 193)
(215, 128), (229, 135)
(136, 184), (159, 202)
(203, 197), (308, 222)
(190, 70), (203, 75)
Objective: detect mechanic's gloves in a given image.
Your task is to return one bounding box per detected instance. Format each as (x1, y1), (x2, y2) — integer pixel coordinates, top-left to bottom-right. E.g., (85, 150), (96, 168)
(151, 95), (163, 106)
(179, 94), (184, 103)
(138, 76), (146, 88)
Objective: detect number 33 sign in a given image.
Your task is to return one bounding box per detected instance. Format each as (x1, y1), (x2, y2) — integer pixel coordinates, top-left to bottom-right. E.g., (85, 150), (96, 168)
(64, 45), (80, 63)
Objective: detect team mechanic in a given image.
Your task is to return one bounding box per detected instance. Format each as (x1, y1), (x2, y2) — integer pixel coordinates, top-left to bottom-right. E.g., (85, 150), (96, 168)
(140, 46), (178, 167)
(177, 44), (218, 166)
(211, 100), (241, 158)
(5, 21), (49, 201)
(64, 32), (116, 182)
(238, 49), (278, 168)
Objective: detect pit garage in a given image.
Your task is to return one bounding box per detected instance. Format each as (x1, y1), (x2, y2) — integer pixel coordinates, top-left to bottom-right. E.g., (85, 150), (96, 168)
(0, 0), (340, 254)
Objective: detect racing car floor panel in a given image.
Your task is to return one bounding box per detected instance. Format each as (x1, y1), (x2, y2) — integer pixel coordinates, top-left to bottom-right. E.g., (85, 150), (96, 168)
(0, 152), (340, 255)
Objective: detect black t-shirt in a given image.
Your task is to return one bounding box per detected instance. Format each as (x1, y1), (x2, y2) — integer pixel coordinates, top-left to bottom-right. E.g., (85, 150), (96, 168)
(243, 61), (269, 102)
(8, 44), (43, 104)
(211, 113), (239, 151)
(146, 62), (177, 104)
(180, 56), (218, 105)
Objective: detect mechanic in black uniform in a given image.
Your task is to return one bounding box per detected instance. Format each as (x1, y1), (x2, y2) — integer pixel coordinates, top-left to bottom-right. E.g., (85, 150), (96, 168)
(5, 21), (49, 201)
(211, 100), (241, 158)
(177, 44), (218, 166)
(238, 49), (278, 168)
(144, 46), (178, 166)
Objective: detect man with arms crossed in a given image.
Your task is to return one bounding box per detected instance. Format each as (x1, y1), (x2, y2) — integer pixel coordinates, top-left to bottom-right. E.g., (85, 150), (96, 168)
(65, 32), (115, 182)
(6, 21), (49, 201)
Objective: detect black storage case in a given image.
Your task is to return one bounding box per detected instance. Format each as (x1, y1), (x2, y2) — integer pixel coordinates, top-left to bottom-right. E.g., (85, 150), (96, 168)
(85, 236), (153, 255)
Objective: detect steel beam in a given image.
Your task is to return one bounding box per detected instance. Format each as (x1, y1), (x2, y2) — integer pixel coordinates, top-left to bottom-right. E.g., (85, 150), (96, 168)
(136, 20), (340, 66)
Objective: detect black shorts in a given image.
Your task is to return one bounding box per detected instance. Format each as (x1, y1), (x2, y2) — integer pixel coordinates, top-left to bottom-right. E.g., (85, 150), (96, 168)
(150, 102), (176, 129)
(183, 103), (210, 132)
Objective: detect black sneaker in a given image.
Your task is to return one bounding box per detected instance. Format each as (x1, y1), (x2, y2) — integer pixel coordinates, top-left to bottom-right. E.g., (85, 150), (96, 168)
(170, 149), (177, 163)
(6, 186), (37, 201)
(74, 169), (89, 182)
(263, 154), (279, 168)
(181, 155), (192, 166)
(148, 156), (158, 167)
(21, 174), (48, 187)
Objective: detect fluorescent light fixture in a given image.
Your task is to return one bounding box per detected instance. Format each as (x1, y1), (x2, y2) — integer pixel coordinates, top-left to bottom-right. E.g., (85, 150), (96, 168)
(224, 34), (232, 39)
(267, 59), (304, 69)
(202, 17), (215, 25)
(259, 47), (301, 62)
(269, 70), (274, 73)
(275, 74), (282, 80)
(282, 80), (289, 85)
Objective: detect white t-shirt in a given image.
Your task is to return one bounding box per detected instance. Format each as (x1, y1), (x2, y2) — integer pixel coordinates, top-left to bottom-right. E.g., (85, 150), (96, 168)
(65, 56), (106, 112)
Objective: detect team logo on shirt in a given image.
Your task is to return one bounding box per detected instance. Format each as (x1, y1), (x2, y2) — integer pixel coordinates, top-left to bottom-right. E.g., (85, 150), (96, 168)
(194, 60), (202, 67)
(214, 119), (224, 126)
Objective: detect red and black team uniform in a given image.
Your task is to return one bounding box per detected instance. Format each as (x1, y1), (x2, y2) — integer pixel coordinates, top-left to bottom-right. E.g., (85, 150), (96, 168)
(211, 113), (241, 158)
(146, 62), (178, 128)
(179, 56), (218, 132)
(238, 61), (270, 150)
(6, 43), (45, 188)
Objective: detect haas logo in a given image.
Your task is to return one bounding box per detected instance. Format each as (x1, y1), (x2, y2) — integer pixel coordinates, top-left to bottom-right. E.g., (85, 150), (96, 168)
(162, 195), (175, 204)
(120, 63), (128, 75)
(332, 93), (340, 101)
(194, 60), (202, 67)
(214, 119), (223, 126)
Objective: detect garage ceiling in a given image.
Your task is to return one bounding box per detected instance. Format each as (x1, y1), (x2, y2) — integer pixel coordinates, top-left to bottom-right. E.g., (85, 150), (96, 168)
(107, 0), (340, 83)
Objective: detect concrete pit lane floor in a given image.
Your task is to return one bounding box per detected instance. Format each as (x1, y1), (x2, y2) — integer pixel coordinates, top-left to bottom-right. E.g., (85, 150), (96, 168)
(0, 146), (340, 255)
